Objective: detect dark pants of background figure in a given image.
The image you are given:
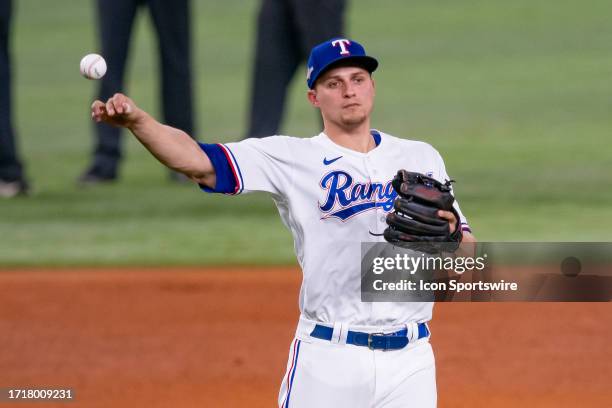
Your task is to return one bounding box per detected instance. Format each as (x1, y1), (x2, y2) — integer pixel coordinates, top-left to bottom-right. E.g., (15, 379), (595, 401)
(89, 0), (195, 179)
(246, 0), (346, 138)
(0, 0), (26, 182)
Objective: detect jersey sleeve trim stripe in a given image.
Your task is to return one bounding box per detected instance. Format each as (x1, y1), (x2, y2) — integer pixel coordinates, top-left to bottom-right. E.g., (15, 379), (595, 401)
(219, 144), (244, 194)
(196, 143), (240, 194)
(461, 222), (472, 233)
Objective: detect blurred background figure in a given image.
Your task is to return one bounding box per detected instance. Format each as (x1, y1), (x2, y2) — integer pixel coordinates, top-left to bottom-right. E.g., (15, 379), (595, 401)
(0, 0), (29, 197)
(245, 0), (346, 138)
(79, 0), (196, 185)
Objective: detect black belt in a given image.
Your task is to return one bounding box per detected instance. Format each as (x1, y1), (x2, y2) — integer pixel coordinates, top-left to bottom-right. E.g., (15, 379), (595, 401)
(309, 323), (429, 351)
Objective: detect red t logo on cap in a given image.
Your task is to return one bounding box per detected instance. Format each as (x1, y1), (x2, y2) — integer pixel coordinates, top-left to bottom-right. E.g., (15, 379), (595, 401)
(332, 39), (351, 55)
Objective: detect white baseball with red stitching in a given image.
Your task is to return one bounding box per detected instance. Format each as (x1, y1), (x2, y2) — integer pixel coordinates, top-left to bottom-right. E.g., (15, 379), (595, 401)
(79, 53), (107, 80)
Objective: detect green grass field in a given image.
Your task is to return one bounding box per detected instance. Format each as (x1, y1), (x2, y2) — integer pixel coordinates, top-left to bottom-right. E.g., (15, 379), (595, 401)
(1, 0), (611, 266)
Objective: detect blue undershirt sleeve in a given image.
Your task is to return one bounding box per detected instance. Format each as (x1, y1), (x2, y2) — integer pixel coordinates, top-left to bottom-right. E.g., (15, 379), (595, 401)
(197, 143), (238, 194)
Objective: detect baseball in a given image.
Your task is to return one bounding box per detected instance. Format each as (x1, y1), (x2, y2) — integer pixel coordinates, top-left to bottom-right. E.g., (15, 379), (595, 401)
(79, 53), (107, 80)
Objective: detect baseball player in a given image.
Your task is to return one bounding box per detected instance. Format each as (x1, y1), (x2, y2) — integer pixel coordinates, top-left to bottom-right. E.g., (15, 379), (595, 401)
(90, 38), (476, 407)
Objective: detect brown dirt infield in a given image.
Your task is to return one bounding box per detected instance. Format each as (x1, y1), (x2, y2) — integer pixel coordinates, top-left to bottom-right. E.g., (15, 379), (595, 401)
(0, 267), (609, 408)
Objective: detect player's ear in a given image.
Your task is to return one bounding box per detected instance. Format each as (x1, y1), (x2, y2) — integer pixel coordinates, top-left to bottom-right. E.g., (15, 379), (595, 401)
(307, 89), (320, 107)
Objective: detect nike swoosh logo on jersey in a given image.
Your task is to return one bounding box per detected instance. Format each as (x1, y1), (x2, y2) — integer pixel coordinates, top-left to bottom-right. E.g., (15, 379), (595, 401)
(323, 156), (343, 165)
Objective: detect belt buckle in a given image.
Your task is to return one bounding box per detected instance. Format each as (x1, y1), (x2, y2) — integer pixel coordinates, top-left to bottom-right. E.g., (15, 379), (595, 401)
(367, 332), (385, 350)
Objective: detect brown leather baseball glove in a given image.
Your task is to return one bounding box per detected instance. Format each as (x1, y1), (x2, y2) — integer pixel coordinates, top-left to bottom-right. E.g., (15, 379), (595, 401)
(384, 170), (462, 252)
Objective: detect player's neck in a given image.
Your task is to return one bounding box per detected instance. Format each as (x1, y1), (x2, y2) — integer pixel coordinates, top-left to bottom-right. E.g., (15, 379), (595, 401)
(324, 122), (375, 153)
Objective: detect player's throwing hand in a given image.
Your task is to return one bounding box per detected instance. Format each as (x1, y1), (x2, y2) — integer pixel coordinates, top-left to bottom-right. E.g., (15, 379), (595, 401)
(91, 93), (142, 128)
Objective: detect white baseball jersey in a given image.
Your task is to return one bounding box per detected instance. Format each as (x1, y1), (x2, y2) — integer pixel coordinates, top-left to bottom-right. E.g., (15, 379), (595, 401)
(199, 130), (470, 327)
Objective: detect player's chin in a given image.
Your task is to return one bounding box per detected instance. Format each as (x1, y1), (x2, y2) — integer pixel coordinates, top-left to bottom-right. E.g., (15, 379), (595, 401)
(341, 106), (368, 120)
(341, 112), (368, 126)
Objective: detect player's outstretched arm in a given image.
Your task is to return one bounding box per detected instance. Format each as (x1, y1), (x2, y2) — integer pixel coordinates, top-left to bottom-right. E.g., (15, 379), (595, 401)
(91, 93), (216, 188)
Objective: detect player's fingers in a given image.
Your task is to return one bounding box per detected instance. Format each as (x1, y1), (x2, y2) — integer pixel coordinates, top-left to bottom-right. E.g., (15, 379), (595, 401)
(111, 93), (127, 114)
(91, 100), (105, 115)
(91, 101), (106, 122)
(437, 210), (455, 220)
(91, 100), (104, 110)
(437, 210), (457, 233)
(105, 99), (116, 116)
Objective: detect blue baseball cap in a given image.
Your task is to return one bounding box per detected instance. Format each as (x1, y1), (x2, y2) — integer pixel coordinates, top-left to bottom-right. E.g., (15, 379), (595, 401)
(306, 38), (379, 89)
